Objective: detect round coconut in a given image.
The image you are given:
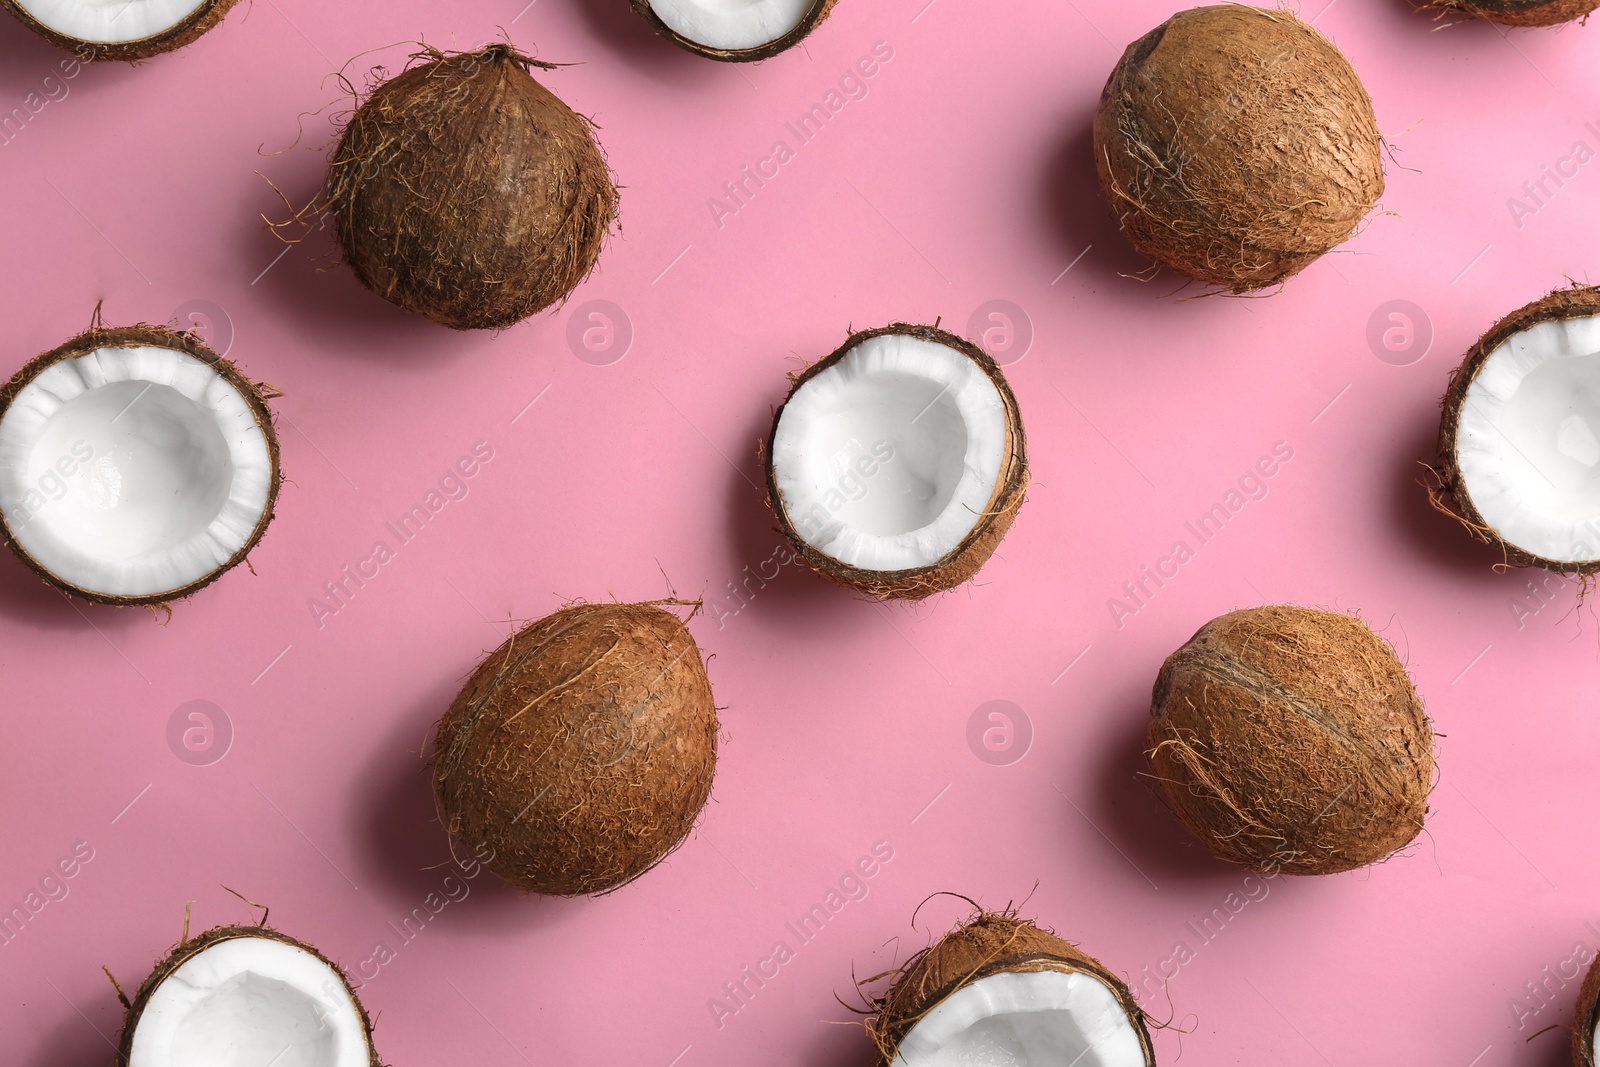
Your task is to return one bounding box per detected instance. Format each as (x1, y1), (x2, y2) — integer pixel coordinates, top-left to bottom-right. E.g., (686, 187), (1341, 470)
(868, 910), (1154, 1067)
(1429, 0), (1598, 25)
(1575, 954), (1600, 1066)
(1434, 284), (1600, 574)
(324, 45), (618, 331)
(630, 0), (838, 62)
(0, 0), (237, 60)
(1148, 605), (1435, 875)
(765, 323), (1029, 601)
(433, 602), (718, 896)
(1094, 5), (1385, 293)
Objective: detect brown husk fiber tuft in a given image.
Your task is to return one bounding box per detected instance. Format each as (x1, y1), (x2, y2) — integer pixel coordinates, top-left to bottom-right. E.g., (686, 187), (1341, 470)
(1575, 954), (1600, 1066)
(1148, 605), (1435, 875)
(866, 907), (1154, 1066)
(0, 0), (236, 60)
(765, 323), (1029, 601)
(1434, 284), (1600, 574)
(322, 44), (618, 330)
(1429, 0), (1598, 25)
(433, 601), (718, 896)
(0, 320), (282, 607)
(1094, 5), (1385, 293)
(630, 0), (838, 62)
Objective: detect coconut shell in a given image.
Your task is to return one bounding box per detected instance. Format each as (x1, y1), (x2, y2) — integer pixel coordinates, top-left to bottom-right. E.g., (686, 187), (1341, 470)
(630, 0), (838, 62)
(1094, 5), (1385, 293)
(115, 924), (380, 1067)
(1434, 284), (1600, 574)
(765, 323), (1029, 601)
(325, 45), (618, 331)
(1431, 0), (1598, 25)
(1575, 954), (1600, 1067)
(0, 321), (282, 607)
(0, 0), (237, 60)
(868, 910), (1154, 1067)
(1148, 605), (1435, 876)
(433, 602), (718, 896)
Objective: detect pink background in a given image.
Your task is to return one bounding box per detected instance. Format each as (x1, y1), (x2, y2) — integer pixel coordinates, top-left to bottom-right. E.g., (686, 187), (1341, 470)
(2, 0), (1599, 1064)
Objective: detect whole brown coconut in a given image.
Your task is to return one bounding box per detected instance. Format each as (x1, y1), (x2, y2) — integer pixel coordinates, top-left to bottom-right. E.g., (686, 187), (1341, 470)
(1094, 5), (1385, 293)
(433, 602), (718, 896)
(0, 0), (236, 60)
(1575, 954), (1600, 1066)
(325, 45), (618, 330)
(1148, 605), (1435, 875)
(630, 0), (837, 61)
(1430, 0), (1598, 25)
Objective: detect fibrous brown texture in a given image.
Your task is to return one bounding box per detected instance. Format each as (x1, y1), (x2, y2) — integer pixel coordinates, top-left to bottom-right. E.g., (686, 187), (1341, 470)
(629, 0), (838, 61)
(765, 323), (1029, 601)
(1433, 284), (1600, 574)
(1094, 5), (1385, 293)
(1148, 605), (1435, 875)
(0, 0), (236, 60)
(1575, 955), (1600, 1066)
(867, 909), (1154, 1066)
(433, 602), (718, 896)
(1430, 0), (1598, 25)
(324, 45), (618, 331)
(0, 320), (282, 607)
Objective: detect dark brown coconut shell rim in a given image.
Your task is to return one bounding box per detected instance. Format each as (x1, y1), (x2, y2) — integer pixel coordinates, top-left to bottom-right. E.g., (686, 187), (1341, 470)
(630, 0), (837, 62)
(1433, 284), (1600, 575)
(1428, 0), (1597, 26)
(764, 323), (1029, 601)
(0, 322), (281, 606)
(0, 0), (237, 61)
(114, 924), (381, 1067)
(1576, 954), (1600, 1067)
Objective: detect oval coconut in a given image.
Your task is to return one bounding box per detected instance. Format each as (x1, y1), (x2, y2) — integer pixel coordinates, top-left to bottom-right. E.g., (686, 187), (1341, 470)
(630, 0), (837, 62)
(1094, 5), (1385, 293)
(325, 45), (618, 331)
(1430, 0), (1598, 25)
(1575, 954), (1600, 1067)
(433, 602), (718, 896)
(1148, 605), (1435, 875)
(0, 0), (236, 60)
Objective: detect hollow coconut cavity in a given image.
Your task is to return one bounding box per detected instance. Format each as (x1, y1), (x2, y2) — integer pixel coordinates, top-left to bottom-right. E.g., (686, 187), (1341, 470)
(1, 0), (236, 60)
(1574, 955), (1600, 1067)
(630, 0), (837, 61)
(1435, 285), (1600, 574)
(433, 601), (718, 896)
(323, 45), (618, 331)
(1094, 5), (1385, 293)
(0, 323), (279, 606)
(1427, 0), (1598, 25)
(867, 910), (1153, 1067)
(765, 324), (1028, 600)
(1148, 605), (1435, 876)
(116, 925), (379, 1067)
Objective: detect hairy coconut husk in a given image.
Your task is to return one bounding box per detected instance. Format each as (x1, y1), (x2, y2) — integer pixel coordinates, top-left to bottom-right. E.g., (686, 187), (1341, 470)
(322, 44), (618, 331)
(1575, 955), (1600, 1066)
(867, 908), (1154, 1067)
(629, 0), (838, 62)
(114, 924), (380, 1067)
(1148, 605), (1435, 875)
(1430, 0), (1597, 25)
(0, 0), (237, 60)
(1094, 5), (1385, 293)
(0, 321), (282, 608)
(765, 323), (1029, 601)
(1433, 284), (1600, 574)
(433, 601), (718, 896)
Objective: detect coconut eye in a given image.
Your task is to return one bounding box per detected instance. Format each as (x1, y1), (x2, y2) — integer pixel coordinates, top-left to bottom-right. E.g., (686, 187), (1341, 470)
(633, 0), (835, 61)
(2, 0), (236, 59)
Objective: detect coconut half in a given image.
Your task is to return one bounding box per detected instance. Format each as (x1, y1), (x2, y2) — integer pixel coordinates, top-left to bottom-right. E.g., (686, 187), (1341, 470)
(1428, 0), (1599, 25)
(0, 322), (280, 606)
(765, 324), (1028, 600)
(0, 0), (237, 60)
(116, 925), (378, 1067)
(1435, 285), (1600, 573)
(1575, 955), (1600, 1067)
(868, 911), (1153, 1067)
(630, 0), (836, 61)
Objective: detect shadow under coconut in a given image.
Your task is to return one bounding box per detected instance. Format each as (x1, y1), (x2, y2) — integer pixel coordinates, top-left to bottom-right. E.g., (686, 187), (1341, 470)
(796, 1008), (877, 1067)
(0, 553), (153, 632)
(23, 1006), (112, 1067)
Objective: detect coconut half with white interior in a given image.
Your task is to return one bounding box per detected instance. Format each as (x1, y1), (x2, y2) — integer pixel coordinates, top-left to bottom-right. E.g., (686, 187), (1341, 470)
(116, 925), (379, 1067)
(867, 910), (1154, 1067)
(630, 0), (836, 61)
(0, 321), (279, 606)
(1434, 285), (1600, 573)
(766, 323), (1027, 599)
(0, 0), (238, 60)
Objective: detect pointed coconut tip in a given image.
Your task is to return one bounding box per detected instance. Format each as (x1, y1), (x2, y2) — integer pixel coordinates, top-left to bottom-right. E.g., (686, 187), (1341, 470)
(1428, 0), (1599, 25)
(629, 0), (838, 62)
(0, 0), (238, 61)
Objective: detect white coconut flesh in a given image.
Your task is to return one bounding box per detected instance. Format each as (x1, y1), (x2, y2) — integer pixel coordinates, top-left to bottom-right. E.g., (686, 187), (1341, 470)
(11, 0), (209, 43)
(892, 970), (1145, 1067)
(771, 333), (1008, 572)
(1455, 314), (1600, 563)
(647, 0), (814, 50)
(129, 937), (368, 1067)
(0, 344), (273, 598)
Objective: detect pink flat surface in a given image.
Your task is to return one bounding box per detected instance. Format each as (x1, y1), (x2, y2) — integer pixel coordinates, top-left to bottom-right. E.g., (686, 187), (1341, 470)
(2, 1), (1599, 1064)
